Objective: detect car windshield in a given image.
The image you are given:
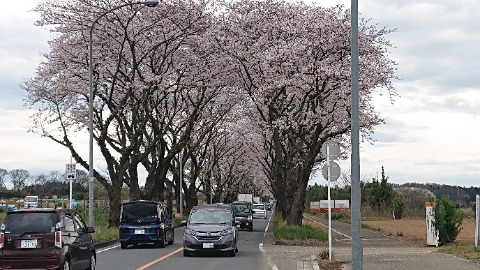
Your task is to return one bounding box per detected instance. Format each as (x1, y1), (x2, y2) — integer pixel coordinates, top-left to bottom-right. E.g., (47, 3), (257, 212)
(189, 209), (231, 224)
(232, 204), (251, 213)
(121, 203), (158, 222)
(4, 212), (57, 234)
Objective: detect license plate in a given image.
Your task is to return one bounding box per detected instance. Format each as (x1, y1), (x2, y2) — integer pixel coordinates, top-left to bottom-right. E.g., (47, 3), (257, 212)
(134, 229), (145, 234)
(202, 243), (214, 249)
(21, 239), (37, 248)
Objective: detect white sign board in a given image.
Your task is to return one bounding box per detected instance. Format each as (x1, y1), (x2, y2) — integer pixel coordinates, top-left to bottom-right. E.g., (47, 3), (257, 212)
(66, 163), (76, 180)
(426, 202), (439, 247)
(311, 200), (350, 209)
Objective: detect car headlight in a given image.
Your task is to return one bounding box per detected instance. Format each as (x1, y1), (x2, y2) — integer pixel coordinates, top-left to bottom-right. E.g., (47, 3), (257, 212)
(220, 229), (234, 236)
(248, 215), (253, 221)
(184, 229), (197, 236)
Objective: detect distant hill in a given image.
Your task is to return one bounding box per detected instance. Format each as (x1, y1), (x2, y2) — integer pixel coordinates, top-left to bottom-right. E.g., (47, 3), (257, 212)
(394, 182), (480, 208)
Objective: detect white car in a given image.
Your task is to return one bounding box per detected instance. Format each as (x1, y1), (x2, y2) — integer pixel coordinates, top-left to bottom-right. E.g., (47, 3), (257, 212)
(252, 203), (267, 219)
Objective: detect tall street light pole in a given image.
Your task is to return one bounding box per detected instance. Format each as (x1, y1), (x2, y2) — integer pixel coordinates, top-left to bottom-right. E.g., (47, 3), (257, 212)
(350, 0), (363, 269)
(88, 0), (159, 227)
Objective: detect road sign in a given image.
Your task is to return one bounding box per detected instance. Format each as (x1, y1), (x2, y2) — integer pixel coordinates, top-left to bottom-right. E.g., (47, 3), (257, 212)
(322, 161), (341, 181)
(66, 163), (76, 180)
(321, 140), (340, 160)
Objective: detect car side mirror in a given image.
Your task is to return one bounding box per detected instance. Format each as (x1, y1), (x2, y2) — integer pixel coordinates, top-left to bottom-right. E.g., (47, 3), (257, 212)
(181, 220), (187, 226)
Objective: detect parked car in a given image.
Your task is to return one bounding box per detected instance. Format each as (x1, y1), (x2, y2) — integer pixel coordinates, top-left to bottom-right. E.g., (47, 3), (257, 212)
(252, 203), (267, 219)
(231, 201), (253, 231)
(119, 200), (174, 249)
(0, 208), (96, 270)
(182, 203), (239, 257)
(0, 205), (16, 212)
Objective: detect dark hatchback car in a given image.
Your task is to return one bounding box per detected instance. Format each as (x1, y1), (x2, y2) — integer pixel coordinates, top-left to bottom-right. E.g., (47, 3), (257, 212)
(0, 208), (96, 270)
(231, 201), (253, 231)
(182, 204), (239, 257)
(119, 200), (174, 249)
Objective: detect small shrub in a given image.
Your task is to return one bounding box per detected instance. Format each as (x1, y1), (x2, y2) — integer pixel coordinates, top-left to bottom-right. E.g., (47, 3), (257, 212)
(435, 195), (463, 244)
(319, 248), (332, 260)
(331, 212), (348, 221)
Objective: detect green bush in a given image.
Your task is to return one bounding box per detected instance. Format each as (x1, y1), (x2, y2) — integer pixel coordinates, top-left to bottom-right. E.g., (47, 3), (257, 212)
(391, 194), (405, 219)
(435, 195), (463, 244)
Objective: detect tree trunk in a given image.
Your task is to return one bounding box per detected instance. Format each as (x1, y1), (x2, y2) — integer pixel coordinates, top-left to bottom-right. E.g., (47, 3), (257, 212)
(107, 183), (123, 228)
(184, 182), (198, 216)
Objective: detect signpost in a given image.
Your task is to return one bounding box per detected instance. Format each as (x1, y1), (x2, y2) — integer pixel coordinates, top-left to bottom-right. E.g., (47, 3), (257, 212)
(321, 140), (341, 261)
(66, 162), (76, 209)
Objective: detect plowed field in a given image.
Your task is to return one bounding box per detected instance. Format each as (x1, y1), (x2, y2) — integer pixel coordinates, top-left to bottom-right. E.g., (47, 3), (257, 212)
(362, 217), (477, 245)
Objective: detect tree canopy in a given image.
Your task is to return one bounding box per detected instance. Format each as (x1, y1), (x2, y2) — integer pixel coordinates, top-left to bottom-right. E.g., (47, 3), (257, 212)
(23, 0), (397, 226)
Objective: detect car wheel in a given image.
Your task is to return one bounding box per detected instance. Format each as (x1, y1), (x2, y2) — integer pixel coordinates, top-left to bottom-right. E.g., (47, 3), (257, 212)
(63, 259), (71, 270)
(87, 253), (96, 270)
(157, 232), (166, 248)
(228, 249), (236, 257)
(183, 249), (190, 257)
(168, 230), (174, 245)
(120, 242), (128, 249)
(249, 226), (253, 231)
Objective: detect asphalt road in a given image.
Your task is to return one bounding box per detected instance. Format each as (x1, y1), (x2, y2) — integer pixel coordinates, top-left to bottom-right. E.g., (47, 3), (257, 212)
(95, 213), (274, 270)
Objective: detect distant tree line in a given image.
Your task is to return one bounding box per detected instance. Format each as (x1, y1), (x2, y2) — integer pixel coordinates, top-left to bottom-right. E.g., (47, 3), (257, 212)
(0, 167), (88, 199)
(306, 166), (480, 219)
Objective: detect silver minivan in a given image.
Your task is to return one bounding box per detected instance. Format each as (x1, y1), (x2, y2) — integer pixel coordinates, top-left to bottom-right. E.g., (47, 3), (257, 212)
(182, 204), (239, 257)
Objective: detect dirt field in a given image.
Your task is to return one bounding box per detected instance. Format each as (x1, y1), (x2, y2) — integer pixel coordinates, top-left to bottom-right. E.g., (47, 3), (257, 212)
(362, 217), (477, 245)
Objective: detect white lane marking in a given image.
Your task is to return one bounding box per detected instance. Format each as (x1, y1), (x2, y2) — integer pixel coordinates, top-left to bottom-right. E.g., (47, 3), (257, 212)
(97, 244), (120, 253)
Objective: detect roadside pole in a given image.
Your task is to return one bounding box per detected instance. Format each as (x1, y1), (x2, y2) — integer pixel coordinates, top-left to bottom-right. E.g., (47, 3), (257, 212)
(476, 194), (479, 247)
(322, 141), (341, 261)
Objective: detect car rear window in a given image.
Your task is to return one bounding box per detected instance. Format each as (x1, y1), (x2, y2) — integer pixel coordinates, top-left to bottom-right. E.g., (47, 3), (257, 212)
(4, 212), (58, 234)
(121, 202), (158, 222)
(232, 204), (251, 213)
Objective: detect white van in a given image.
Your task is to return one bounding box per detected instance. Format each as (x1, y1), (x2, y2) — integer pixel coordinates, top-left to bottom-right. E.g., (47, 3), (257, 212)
(24, 195), (39, 208)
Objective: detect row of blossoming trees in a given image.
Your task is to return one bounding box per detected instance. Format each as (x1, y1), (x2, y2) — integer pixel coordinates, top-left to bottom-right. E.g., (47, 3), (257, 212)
(24, 0), (397, 227)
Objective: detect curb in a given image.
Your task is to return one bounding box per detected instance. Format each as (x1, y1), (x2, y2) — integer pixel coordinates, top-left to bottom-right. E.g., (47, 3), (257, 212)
(94, 240), (119, 249)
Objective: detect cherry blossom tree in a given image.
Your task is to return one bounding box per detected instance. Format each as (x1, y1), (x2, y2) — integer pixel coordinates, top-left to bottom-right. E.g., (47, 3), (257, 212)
(215, 0), (397, 224)
(24, 0), (397, 227)
(25, 0), (235, 226)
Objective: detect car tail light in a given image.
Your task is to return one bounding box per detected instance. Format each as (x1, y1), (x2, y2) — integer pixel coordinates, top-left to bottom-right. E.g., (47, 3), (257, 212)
(119, 229), (123, 238)
(54, 222), (62, 248)
(0, 232), (4, 249)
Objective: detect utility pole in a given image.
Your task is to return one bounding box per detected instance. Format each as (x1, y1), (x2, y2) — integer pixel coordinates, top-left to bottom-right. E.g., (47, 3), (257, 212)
(351, 0), (363, 268)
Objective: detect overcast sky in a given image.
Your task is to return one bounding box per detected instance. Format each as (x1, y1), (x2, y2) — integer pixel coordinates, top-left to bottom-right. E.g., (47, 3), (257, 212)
(1, 0), (479, 188)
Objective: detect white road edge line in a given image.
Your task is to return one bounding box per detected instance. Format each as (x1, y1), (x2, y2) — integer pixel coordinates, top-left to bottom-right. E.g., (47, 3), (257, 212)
(97, 244), (119, 253)
(259, 214), (279, 270)
(304, 216), (351, 239)
(259, 243), (279, 270)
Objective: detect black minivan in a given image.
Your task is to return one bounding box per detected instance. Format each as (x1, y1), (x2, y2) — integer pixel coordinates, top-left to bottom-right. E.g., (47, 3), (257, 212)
(119, 200), (174, 249)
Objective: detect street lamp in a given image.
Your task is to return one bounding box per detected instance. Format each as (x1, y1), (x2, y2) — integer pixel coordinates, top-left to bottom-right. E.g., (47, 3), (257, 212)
(88, 0), (159, 227)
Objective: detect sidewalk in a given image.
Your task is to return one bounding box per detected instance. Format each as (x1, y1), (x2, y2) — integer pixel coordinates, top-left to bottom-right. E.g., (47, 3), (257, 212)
(262, 213), (480, 270)
(261, 215), (320, 270)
